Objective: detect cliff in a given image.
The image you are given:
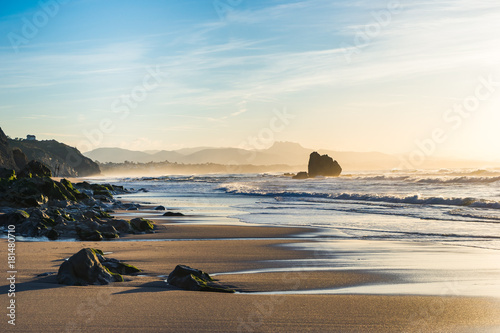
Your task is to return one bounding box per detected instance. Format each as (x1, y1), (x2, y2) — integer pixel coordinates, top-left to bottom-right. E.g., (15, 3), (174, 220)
(0, 128), (17, 170)
(9, 138), (100, 177)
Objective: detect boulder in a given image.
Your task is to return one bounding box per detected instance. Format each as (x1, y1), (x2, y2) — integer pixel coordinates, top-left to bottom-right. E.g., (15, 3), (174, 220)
(0, 210), (30, 226)
(130, 218), (154, 232)
(292, 171), (308, 180)
(163, 211), (184, 217)
(307, 152), (342, 177)
(108, 219), (133, 234)
(46, 229), (59, 240)
(167, 265), (234, 293)
(154, 205), (166, 210)
(0, 167), (16, 180)
(18, 160), (52, 178)
(17, 219), (48, 237)
(57, 248), (122, 285)
(101, 258), (141, 275)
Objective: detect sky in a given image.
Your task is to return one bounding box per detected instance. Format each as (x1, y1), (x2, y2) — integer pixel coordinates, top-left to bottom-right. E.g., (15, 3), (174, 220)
(0, 0), (499, 162)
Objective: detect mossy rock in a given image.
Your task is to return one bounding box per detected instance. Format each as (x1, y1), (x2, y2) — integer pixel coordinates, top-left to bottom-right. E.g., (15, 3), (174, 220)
(130, 218), (154, 233)
(90, 248), (104, 256)
(0, 168), (16, 181)
(93, 189), (112, 198)
(42, 217), (57, 227)
(78, 229), (103, 241)
(61, 179), (89, 200)
(101, 232), (119, 239)
(167, 265), (234, 293)
(102, 261), (141, 275)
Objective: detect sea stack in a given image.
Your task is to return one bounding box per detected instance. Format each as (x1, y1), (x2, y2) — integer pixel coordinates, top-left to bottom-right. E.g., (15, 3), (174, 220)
(308, 152), (342, 177)
(292, 152), (342, 179)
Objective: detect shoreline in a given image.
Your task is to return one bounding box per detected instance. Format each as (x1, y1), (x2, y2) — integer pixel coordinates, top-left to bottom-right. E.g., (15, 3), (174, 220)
(2, 224), (500, 332)
(2, 181), (500, 331)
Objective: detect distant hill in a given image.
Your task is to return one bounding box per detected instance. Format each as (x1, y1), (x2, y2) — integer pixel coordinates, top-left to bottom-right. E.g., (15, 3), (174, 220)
(84, 141), (401, 170)
(85, 147), (185, 164)
(84, 141), (497, 172)
(9, 139), (100, 177)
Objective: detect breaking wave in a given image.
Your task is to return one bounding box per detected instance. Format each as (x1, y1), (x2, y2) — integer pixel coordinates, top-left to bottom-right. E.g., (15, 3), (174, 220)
(218, 183), (500, 209)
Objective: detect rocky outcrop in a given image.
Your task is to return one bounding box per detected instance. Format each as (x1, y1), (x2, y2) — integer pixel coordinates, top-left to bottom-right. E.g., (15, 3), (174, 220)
(308, 152), (342, 177)
(167, 265), (235, 293)
(292, 152), (342, 179)
(130, 218), (155, 232)
(9, 138), (100, 177)
(18, 160), (52, 178)
(0, 128), (16, 170)
(57, 248), (141, 286)
(292, 171), (308, 180)
(0, 169), (148, 240)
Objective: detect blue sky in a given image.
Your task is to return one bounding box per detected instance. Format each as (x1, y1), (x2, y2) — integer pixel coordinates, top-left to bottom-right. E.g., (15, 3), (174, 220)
(1, 0), (500, 162)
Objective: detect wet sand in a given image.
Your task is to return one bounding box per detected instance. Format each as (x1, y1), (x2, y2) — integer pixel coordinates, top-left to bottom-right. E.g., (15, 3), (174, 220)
(2, 223), (500, 332)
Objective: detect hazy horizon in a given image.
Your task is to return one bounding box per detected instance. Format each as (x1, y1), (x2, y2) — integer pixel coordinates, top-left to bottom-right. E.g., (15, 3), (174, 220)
(1, 1), (500, 166)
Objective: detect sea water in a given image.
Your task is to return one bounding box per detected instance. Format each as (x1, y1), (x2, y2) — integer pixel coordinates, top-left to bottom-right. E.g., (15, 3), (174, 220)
(98, 168), (500, 297)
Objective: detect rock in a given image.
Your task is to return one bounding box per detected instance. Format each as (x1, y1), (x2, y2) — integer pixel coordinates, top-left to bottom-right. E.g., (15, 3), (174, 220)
(167, 265), (234, 293)
(154, 205), (166, 210)
(8, 138), (101, 177)
(12, 148), (28, 170)
(307, 152), (342, 178)
(163, 211), (184, 216)
(17, 219), (48, 237)
(77, 229), (103, 241)
(57, 248), (121, 286)
(0, 167), (16, 180)
(292, 171), (309, 180)
(0, 210), (30, 226)
(108, 219), (132, 234)
(98, 223), (119, 239)
(46, 229), (59, 240)
(0, 127), (17, 170)
(127, 207), (138, 211)
(130, 218), (154, 233)
(101, 258), (141, 275)
(18, 160), (52, 178)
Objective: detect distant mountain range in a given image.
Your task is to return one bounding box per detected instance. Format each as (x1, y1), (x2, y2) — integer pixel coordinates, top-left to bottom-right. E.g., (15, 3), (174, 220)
(85, 142), (403, 170)
(85, 141), (497, 171)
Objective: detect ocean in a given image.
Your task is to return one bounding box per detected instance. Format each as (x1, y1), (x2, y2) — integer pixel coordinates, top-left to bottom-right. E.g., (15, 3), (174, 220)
(111, 168), (500, 250)
(103, 168), (500, 297)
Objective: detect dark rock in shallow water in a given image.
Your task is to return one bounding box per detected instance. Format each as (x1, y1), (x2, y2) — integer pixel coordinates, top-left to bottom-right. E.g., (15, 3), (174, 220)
(130, 218), (154, 233)
(46, 229), (59, 240)
(167, 265), (235, 293)
(18, 160), (52, 178)
(307, 152), (342, 178)
(154, 205), (166, 210)
(0, 210), (29, 226)
(163, 211), (184, 216)
(18, 219), (48, 237)
(292, 171), (309, 180)
(57, 248), (123, 286)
